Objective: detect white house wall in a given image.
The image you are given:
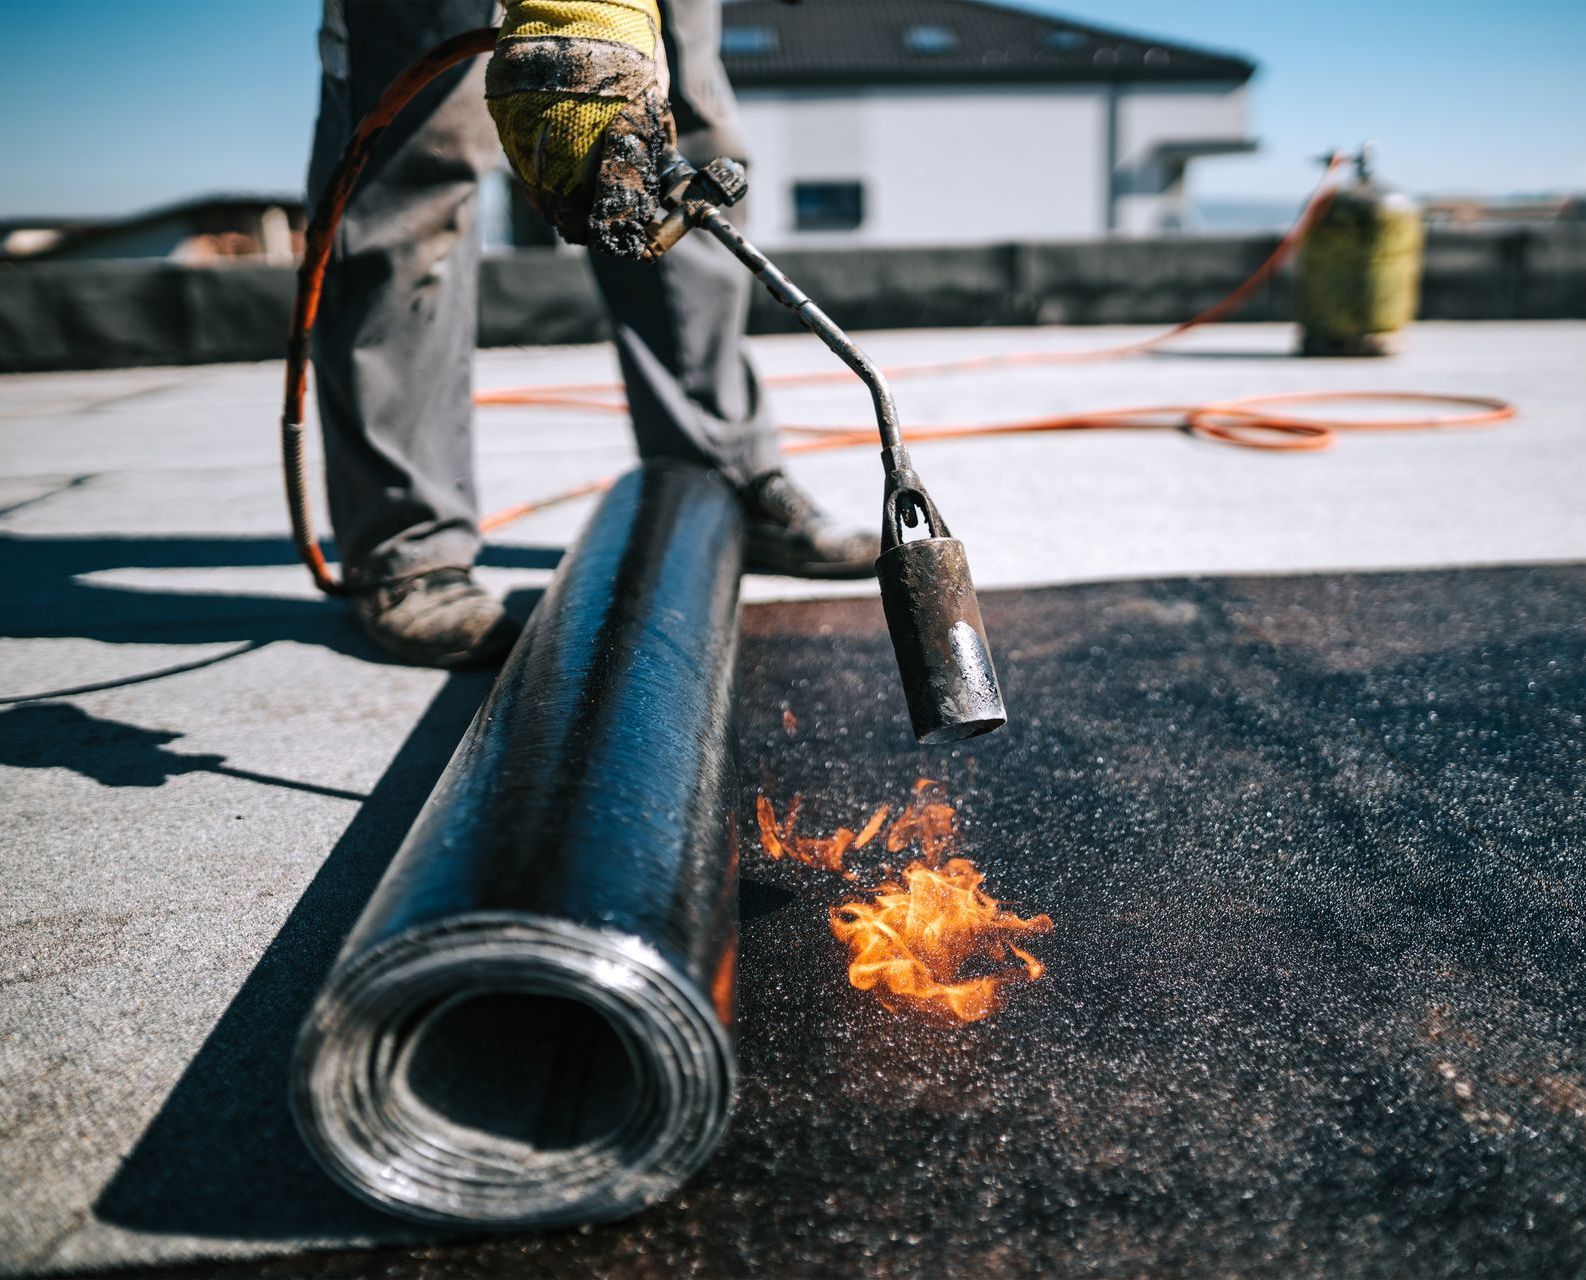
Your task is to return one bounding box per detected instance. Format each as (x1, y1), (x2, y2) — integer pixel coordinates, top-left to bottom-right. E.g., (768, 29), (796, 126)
(735, 81), (1251, 245)
(737, 85), (1106, 246)
(1112, 82), (1251, 236)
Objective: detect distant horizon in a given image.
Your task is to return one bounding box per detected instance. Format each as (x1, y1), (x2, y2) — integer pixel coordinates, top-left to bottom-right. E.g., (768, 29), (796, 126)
(10, 186), (1584, 234)
(2, 0), (1582, 220)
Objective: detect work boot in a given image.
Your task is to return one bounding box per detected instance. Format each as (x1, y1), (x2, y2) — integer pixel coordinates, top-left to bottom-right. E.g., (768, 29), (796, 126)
(742, 470), (880, 579)
(352, 567), (520, 668)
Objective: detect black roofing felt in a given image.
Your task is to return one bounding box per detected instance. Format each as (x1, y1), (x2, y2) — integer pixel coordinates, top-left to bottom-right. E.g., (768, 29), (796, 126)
(718, 0), (1256, 88)
(128, 563), (1586, 1280)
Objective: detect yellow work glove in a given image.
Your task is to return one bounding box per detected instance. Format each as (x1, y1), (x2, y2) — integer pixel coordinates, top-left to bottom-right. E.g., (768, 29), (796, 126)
(486, 0), (676, 259)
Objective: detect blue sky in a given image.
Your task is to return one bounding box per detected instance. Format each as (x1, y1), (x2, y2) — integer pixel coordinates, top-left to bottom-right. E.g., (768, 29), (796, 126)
(1, 0), (1582, 218)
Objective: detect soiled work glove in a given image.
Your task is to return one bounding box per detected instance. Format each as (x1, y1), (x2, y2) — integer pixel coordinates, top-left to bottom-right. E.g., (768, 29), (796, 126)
(486, 0), (676, 259)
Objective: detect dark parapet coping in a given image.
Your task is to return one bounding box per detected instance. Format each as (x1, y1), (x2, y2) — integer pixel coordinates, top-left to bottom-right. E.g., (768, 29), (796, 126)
(2, 227), (1583, 375)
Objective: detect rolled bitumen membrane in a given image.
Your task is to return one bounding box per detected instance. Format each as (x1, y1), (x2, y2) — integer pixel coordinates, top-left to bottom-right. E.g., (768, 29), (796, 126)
(291, 461), (743, 1228)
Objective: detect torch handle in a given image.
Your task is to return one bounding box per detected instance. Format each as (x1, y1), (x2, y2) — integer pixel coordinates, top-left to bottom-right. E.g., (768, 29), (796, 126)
(640, 154), (1006, 742)
(690, 205), (911, 474)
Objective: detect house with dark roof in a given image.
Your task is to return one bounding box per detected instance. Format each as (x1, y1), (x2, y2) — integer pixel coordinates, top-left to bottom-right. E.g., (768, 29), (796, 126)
(0, 195), (303, 263)
(718, 0), (1257, 243)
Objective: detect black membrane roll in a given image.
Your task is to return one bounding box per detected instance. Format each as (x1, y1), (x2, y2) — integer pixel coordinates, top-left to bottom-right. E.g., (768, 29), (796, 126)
(291, 461), (744, 1227)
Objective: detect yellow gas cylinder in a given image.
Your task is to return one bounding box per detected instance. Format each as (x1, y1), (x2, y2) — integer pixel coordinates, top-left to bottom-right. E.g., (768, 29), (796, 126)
(1296, 146), (1424, 356)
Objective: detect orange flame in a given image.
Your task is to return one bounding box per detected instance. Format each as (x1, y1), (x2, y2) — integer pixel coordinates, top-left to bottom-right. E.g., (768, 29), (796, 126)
(853, 802), (891, 851)
(830, 858), (1053, 1022)
(883, 777), (959, 865)
(757, 779), (1052, 1022)
(757, 793), (887, 879)
(758, 781), (956, 874)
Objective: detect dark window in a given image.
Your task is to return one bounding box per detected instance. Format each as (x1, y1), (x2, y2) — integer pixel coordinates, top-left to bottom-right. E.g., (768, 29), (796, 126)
(903, 24), (958, 53)
(793, 182), (865, 232)
(1044, 30), (1088, 51)
(721, 25), (778, 55)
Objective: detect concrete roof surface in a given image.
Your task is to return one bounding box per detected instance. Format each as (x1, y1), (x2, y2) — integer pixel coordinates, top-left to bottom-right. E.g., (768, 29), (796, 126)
(1, 320), (1583, 1275)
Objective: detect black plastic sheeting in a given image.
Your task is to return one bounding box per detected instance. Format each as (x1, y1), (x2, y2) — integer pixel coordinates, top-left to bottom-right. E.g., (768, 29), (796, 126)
(143, 563), (1586, 1279)
(291, 461), (744, 1229)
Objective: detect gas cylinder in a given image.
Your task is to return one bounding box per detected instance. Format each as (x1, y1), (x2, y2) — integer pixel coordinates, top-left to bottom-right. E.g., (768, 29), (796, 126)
(1296, 145), (1424, 356)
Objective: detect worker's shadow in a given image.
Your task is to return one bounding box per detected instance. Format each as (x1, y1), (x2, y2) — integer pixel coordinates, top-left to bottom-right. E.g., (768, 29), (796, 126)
(90, 658), (506, 1243)
(0, 529), (562, 804)
(42, 528), (783, 1244)
(0, 529), (562, 1242)
(1, 529), (562, 674)
(0, 702), (370, 799)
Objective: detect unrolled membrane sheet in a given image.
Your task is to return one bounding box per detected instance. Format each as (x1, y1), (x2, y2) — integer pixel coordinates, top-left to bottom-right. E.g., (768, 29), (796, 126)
(291, 461), (744, 1228)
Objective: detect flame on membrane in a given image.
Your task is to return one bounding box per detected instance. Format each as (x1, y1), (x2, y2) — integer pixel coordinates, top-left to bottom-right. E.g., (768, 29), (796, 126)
(758, 779), (1052, 1022)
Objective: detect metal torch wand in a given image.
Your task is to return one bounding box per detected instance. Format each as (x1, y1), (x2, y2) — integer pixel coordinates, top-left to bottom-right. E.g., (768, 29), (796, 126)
(645, 155), (1006, 743)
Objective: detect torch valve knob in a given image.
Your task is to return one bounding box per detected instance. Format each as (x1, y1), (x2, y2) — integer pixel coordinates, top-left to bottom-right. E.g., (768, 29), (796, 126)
(697, 157), (748, 209)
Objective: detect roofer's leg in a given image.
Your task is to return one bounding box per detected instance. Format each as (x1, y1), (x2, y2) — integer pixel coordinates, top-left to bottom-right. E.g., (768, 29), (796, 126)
(587, 0), (881, 578)
(308, 0), (517, 666)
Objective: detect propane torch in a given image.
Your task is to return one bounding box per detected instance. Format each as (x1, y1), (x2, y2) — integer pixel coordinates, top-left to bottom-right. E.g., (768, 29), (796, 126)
(645, 154), (1006, 743)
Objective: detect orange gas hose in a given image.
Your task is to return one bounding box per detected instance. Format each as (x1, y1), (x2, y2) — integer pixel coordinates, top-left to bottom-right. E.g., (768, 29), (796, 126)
(476, 154), (1351, 419)
(283, 34), (1516, 586)
(469, 148), (1514, 536)
(476, 390), (1516, 532)
(283, 26), (499, 595)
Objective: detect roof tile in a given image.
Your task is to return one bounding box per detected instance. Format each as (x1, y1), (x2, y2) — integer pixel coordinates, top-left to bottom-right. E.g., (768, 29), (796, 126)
(719, 0), (1255, 88)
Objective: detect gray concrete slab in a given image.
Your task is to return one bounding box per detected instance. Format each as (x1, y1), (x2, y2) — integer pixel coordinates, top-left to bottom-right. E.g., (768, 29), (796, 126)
(0, 321), (1582, 1274)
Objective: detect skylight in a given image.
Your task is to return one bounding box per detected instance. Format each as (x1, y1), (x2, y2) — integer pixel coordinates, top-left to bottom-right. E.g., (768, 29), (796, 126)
(903, 25), (959, 54)
(721, 26), (778, 56)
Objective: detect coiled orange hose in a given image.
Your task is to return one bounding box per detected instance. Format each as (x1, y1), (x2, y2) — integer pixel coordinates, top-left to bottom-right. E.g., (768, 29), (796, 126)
(477, 389), (1516, 532)
(283, 27), (499, 595)
(472, 150), (1514, 534)
(283, 34), (1516, 579)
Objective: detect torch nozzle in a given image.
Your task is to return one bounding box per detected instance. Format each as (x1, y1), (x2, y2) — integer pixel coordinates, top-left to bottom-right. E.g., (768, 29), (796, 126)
(646, 155), (1007, 743)
(875, 469), (1007, 743)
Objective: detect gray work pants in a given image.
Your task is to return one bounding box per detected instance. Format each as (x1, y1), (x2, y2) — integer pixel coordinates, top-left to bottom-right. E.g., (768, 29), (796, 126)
(308, 0), (777, 588)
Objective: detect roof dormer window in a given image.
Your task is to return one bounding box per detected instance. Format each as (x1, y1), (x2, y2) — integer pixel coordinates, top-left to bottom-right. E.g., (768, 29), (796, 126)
(1045, 30), (1087, 51)
(903, 25), (958, 54)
